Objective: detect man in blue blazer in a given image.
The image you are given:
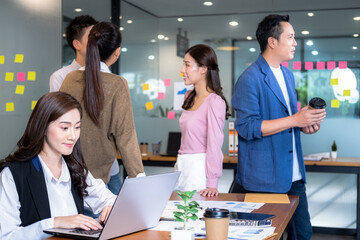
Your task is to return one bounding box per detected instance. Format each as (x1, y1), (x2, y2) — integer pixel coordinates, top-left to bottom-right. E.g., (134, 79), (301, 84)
(231, 15), (326, 240)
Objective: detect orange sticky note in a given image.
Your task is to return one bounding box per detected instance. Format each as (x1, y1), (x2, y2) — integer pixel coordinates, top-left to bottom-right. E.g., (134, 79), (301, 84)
(327, 61), (336, 70)
(331, 99), (340, 108)
(0, 55), (4, 64)
(343, 89), (350, 96)
(293, 61), (301, 70)
(15, 85), (25, 94)
(27, 71), (36, 81)
(330, 78), (338, 85)
(180, 72), (184, 78)
(305, 62), (313, 70)
(14, 54), (24, 63)
(339, 61), (347, 69)
(157, 92), (165, 100)
(31, 101), (37, 110)
(143, 83), (149, 91)
(6, 102), (14, 112)
(167, 111), (175, 119)
(145, 101), (154, 110)
(5, 72), (14, 81)
(281, 62), (288, 68)
(164, 78), (171, 86)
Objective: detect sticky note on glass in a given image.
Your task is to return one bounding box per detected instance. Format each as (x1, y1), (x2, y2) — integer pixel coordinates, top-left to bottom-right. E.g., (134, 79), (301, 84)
(339, 61), (347, 69)
(327, 61), (336, 70)
(167, 111), (175, 119)
(297, 102), (301, 111)
(180, 72), (184, 78)
(316, 62), (325, 70)
(143, 83), (149, 91)
(31, 101), (37, 110)
(343, 89), (350, 96)
(6, 102), (14, 112)
(15, 85), (25, 94)
(5, 72), (14, 81)
(164, 78), (171, 86)
(17, 72), (25, 81)
(293, 61), (301, 70)
(331, 99), (340, 108)
(0, 55), (4, 64)
(281, 62), (288, 68)
(157, 92), (165, 100)
(145, 101), (154, 110)
(14, 54), (24, 63)
(305, 62), (313, 70)
(27, 71), (36, 81)
(330, 78), (338, 85)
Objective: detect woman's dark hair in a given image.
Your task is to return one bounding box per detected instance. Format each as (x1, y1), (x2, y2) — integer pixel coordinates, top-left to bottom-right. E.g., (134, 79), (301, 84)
(182, 44), (230, 119)
(84, 21), (122, 125)
(256, 14), (290, 53)
(0, 92), (89, 198)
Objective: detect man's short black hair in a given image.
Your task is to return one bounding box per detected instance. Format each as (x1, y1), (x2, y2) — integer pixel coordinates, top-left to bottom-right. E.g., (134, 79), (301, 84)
(256, 14), (290, 53)
(65, 15), (98, 52)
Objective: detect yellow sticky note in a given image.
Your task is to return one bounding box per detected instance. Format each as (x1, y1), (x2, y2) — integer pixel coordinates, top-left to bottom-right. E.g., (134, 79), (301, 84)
(180, 72), (184, 78)
(343, 89), (350, 96)
(27, 71), (36, 81)
(0, 55), (4, 64)
(143, 83), (149, 91)
(5, 72), (14, 81)
(145, 101), (154, 110)
(15, 85), (25, 95)
(331, 99), (340, 108)
(31, 101), (37, 110)
(14, 54), (24, 63)
(330, 78), (338, 85)
(6, 102), (14, 112)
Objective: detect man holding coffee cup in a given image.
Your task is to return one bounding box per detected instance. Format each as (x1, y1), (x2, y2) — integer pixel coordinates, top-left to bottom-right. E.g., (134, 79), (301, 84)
(231, 14), (326, 240)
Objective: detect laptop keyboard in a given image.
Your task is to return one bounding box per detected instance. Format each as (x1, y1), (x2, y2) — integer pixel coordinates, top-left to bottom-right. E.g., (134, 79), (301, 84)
(70, 228), (102, 235)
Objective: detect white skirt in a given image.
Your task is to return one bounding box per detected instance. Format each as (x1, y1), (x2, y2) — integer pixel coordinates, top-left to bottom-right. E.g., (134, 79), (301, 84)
(174, 153), (206, 192)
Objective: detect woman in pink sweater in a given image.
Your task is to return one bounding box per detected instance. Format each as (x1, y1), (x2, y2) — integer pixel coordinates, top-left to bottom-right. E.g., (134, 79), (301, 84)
(175, 44), (230, 197)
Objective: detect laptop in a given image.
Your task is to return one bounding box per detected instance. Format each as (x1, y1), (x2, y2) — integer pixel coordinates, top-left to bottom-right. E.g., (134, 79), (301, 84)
(160, 132), (181, 157)
(44, 171), (180, 240)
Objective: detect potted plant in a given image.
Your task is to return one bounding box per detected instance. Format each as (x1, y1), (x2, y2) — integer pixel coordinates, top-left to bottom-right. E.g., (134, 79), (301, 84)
(171, 190), (200, 240)
(331, 140), (337, 160)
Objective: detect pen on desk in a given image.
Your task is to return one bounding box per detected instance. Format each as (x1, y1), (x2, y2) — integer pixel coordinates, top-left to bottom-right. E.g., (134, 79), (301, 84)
(263, 233), (278, 240)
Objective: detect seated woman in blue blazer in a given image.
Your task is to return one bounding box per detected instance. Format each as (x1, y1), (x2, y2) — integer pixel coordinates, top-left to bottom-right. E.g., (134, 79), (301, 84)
(0, 92), (116, 240)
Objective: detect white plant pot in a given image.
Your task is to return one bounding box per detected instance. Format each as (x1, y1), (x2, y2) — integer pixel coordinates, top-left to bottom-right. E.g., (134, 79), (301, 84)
(171, 226), (194, 240)
(331, 151), (337, 160)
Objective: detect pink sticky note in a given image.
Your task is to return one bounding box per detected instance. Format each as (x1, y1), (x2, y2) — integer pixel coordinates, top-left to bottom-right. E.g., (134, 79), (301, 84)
(339, 61), (347, 69)
(327, 61), (336, 70)
(167, 111), (175, 119)
(293, 61), (301, 70)
(17, 72), (25, 81)
(297, 102), (301, 111)
(157, 92), (165, 100)
(281, 62), (289, 68)
(164, 78), (171, 86)
(305, 62), (313, 70)
(316, 62), (325, 70)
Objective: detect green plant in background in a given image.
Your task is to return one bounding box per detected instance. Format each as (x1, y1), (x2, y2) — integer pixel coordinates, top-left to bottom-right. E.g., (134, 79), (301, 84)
(331, 140), (337, 151)
(173, 190), (200, 230)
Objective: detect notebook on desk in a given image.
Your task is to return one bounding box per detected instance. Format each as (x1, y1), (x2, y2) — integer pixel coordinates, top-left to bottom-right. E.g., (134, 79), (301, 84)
(44, 171), (180, 240)
(159, 132), (181, 157)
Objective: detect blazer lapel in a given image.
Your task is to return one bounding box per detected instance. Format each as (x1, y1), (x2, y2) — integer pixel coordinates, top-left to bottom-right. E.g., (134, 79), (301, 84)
(282, 65), (298, 114)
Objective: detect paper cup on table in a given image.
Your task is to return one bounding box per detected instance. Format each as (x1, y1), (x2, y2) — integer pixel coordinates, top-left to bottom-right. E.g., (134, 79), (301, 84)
(204, 208), (230, 240)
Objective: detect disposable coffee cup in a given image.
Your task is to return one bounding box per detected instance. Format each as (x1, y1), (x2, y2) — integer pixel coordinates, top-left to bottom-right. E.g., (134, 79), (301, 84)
(309, 97), (326, 110)
(140, 142), (148, 156)
(203, 208), (230, 240)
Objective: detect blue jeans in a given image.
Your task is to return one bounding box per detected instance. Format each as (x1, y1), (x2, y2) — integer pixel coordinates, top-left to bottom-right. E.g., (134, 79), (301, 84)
(229, 180), (312, 240)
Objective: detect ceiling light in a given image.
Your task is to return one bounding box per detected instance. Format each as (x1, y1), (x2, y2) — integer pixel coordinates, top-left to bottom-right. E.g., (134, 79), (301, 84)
(121, 48), (127, 52)
(354, 34), (359, 37)
(203, 1), (213, 6)
(157, 34), (165, 39)
(119, 16), (122, 20)
(177, 18), (183, 22)
(164, 37), (169, 40)
(74, 8), (83, 12)
(151, 39), (156, 43)
(353, 46), (358, 50)
(306, 40), (313, 46)
(354, 16), (360, 21)
(216, 46), (240, 51)
(311, 50), (318, 55)
(229, 21), (238, 26)
(148, 55), (155, 60)
(127, 20), (133, 24)
(62, 33), (66, 38)
(119, 27), (124, 31)
(246, 36), (252, 40)
(301, 31), (310, 35)
(249, 48), (256, 52)
(307, 12), (314, 17)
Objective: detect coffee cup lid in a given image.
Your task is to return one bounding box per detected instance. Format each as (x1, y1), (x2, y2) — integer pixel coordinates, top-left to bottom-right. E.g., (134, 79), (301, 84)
(309, 97), (326, 109)
(203, 208), (229, 218)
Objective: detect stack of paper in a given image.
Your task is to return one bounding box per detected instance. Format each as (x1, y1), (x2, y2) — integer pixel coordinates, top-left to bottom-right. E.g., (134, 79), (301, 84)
(304, 152), (330, 161)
